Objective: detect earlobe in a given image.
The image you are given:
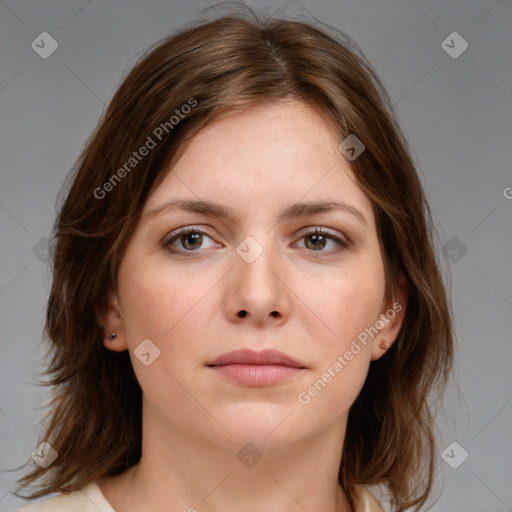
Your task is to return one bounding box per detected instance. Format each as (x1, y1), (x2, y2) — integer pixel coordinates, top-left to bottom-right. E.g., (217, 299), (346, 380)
(370, 272), (409, 361)
(96, 290), (128, 352)
(102, 331), (128, 352)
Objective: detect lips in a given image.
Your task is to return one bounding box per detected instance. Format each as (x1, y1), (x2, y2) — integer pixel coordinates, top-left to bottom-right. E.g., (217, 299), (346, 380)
(206, 348), (306, 387)
(206, 348), (306, 369)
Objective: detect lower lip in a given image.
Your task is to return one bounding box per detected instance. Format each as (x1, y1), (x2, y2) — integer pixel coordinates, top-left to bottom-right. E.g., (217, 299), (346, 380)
(209, 364), (303, 386)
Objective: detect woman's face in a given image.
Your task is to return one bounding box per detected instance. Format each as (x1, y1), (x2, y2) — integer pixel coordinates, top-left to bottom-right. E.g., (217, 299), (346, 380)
(104, 100), (406, 454)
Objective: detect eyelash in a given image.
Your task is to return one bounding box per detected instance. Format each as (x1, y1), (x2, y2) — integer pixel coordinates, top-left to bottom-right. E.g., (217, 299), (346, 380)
(163, 226), (351, 257)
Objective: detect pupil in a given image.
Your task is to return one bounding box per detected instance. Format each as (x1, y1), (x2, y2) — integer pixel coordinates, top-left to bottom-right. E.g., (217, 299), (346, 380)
(184, 233), (201, 249)
(307, 234), (325, 250)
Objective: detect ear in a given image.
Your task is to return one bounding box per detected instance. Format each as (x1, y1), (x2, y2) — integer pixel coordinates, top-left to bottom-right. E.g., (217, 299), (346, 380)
(95, 288), (128, 352)
(370, 272), (409, 361)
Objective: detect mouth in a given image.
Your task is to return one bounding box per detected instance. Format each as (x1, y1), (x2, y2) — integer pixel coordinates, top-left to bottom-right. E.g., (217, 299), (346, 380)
(206, 348), (307, 387)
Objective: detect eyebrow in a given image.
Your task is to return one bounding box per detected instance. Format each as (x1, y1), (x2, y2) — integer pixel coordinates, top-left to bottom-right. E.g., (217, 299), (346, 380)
(144, 198), (367, 226)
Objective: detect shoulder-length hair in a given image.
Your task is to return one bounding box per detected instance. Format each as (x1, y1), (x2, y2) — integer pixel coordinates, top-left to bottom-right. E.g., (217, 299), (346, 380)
(11, 5), (454, 511)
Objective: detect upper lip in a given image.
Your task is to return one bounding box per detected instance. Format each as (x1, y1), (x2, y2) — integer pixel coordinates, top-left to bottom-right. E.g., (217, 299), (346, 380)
(206, 348), (306, 369)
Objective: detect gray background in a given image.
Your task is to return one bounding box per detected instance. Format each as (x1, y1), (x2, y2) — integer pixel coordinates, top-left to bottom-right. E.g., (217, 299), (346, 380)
(1, 0), (511, 511)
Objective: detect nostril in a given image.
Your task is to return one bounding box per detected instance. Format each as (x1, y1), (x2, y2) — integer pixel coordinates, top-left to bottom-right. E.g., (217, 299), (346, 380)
(238, 310), (248, 318)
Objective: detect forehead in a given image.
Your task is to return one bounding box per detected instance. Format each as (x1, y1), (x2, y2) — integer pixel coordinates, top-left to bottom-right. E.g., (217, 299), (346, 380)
(143, 101), (374, 225)
(181, 100), (343, 171)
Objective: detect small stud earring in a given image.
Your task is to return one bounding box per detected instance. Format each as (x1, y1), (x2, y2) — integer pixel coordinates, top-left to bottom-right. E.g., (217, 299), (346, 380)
(107, 332), (116, 340)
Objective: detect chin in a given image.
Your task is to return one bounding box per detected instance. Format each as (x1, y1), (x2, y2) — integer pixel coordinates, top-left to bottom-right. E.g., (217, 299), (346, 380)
(217, 412), (306, 447)
(216, 426), (305, 458)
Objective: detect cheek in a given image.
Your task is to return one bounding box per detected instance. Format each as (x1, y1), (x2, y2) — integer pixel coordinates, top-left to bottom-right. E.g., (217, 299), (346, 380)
(117, 254), (217, 372)
(119, 252), (194, 334)
(296, 276), (383, 415)
(300, 353), (370, 421)
(117, 258), (206, 402)
(292, 264), (384, 412)
(301, 261), (385, 347)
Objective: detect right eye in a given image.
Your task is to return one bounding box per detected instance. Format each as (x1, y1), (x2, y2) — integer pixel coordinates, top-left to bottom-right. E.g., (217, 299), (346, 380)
(163, 227), (220, 256)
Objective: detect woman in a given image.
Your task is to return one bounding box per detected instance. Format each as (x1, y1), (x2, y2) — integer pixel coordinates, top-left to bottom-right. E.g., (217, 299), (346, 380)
(10, 5), (454, 512)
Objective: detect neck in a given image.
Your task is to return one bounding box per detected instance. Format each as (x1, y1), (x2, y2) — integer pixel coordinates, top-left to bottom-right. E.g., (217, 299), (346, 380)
(97, 402), (351, 512)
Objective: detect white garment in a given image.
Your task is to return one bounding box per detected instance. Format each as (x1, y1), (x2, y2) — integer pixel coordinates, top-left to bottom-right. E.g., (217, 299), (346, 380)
(12, 481), (383, 511)
(13, 482), (115, 512)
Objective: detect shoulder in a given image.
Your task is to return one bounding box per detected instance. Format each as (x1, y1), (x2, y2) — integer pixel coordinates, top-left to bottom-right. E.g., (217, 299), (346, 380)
(355, 484), (385, 512)
(13, 491), (88, 512)
(12, 482), (115, 512)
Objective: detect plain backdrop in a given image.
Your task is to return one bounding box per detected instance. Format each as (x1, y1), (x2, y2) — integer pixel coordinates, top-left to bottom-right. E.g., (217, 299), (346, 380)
(1, 1), (511, 511)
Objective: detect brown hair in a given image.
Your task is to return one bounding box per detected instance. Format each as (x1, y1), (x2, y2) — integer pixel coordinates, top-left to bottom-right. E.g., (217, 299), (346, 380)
(10, 5), (455, 511)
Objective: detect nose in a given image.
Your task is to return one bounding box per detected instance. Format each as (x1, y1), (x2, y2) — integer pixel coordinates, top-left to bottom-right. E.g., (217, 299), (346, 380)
(222, 234), (291, 327)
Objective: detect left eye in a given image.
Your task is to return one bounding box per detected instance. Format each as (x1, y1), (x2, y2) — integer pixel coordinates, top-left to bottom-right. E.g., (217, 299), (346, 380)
(163, 227), (349, 255)
(295, 227), (349, 252)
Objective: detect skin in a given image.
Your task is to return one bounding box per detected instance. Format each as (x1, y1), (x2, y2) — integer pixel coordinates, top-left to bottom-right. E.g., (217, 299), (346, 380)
(96, 100), (408, 512)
